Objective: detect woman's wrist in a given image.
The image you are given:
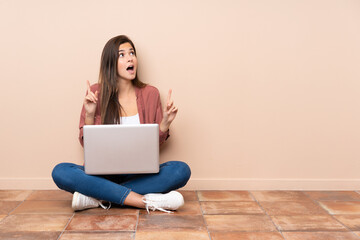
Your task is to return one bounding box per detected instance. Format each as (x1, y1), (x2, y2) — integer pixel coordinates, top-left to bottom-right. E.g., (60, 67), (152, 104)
(159, 121), (170, 133)
(85, 112), (95, 125)
(85, 112), (95, 118)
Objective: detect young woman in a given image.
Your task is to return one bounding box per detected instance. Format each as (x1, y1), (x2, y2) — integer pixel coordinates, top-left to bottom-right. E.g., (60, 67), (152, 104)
(52, 35), (191, 213)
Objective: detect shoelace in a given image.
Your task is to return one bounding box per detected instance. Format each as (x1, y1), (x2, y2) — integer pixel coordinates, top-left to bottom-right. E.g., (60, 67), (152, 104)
(99, 201), (111, 210)
(143, 199), (173, 214)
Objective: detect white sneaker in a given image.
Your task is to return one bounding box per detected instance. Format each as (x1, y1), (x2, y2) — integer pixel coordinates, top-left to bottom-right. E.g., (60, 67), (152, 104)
(142, 191), (184, 213)
(72, 192), (111, 211)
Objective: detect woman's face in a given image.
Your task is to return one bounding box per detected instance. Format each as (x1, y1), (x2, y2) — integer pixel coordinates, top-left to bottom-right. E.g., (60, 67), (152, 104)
(117, 42), (138, 81)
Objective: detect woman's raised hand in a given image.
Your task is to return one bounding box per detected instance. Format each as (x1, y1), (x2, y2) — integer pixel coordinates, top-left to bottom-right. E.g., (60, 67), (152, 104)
(83, 80), (98, 117)
(160, 89), (178, 132)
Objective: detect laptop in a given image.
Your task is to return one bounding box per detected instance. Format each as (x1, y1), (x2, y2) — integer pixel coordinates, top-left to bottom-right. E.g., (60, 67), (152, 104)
(83, 124), (159, 175)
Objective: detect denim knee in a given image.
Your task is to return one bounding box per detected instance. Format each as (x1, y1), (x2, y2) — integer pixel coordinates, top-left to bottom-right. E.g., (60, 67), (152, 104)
(51, 162), (75, 191)
(168, 161), (191, 189)
(52, 163), (64, 182)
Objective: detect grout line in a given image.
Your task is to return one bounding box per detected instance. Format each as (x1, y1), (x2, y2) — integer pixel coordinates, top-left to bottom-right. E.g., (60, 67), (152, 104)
(6, 190), (34, 215)
(56, 212), (75, 240)
(0, 190), (34, 229)
(7, 202), (23, 215)
(8, 199), (31, 216)
(248, 190), (257, 202)
(195, 189), (200, 202)
(352, 232), (360, 240)
(302, 191), (360, 238)
(248, 191), (287, 240)
(133, 209), (140, 240)
(23, 190), (35, 201)
(196, 190), (212, 240)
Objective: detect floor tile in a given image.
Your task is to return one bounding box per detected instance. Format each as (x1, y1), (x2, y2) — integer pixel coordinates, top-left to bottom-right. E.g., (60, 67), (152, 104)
(178, 191), (198, 201)
(282, 232), (359, 240)
(66, 215), (137, 231)
(204, 215), (276, 232)
(137, 215), (206, 231)
(305, 191), (360, 201)
(0, 190), (32, 201)
(260, 201), (328, 215)
(0, 201), (21, 214)
(271, 215), (347, 231)
(11, 200), (73, 214)
(197, 191), (253, 201)
(140, 201), (202, 215)
(333, 215), (360, 230)
(201, 201), (264, 215)
(0, 214), (71, 231)
(4, 189), (360, 239)
(59, 231), (134, 240)
(135, 230), (210, 240)
(0, 231), (60, 240)
(75, 207), (139, 215)
(210, 232), (284, 240)
(251, 191), (311, 202)
(319, 201), (360, 214)
(26, 190), (73, 201)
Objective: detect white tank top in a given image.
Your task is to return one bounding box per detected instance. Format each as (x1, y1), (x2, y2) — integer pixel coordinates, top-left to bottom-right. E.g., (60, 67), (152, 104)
(120, 113), (140, 125)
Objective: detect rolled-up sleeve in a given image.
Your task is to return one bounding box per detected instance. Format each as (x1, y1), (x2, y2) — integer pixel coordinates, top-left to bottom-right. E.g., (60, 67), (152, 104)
(78, 105), (86, 147)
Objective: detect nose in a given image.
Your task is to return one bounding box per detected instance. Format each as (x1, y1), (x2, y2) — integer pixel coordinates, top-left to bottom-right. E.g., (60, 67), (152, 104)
(127, 54), (134, 62)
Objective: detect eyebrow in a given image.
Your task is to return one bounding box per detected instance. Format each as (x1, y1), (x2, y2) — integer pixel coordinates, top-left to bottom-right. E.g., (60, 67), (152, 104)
(118, 48), (134, 52)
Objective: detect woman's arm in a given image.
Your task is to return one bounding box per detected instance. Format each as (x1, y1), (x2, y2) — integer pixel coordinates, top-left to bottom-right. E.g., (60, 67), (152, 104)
(153, 88), (178, 145)
(160, 89), (178, 132)
(78, 81), (99, 146)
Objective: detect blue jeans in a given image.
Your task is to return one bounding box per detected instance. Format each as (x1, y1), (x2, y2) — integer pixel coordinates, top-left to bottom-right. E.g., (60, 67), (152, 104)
(52, 161), (191, 205)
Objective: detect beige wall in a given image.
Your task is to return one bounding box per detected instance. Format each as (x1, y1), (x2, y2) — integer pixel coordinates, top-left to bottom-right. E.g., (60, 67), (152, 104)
(0, 0), (359, 190)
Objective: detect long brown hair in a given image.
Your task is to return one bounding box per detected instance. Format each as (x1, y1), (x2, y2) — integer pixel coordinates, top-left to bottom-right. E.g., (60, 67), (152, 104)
(99, 35), (146, 124)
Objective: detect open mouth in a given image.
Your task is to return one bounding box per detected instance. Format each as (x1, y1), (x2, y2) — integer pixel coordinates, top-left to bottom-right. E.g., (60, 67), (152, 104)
(126, 65), (134, 71)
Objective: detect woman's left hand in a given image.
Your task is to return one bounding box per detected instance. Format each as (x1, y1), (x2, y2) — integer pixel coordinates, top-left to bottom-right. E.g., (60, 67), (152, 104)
(160, 89), (178, 132)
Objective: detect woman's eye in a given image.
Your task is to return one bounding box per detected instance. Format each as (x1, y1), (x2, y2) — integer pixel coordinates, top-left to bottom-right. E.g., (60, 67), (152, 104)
(130, 52), (135, 56)
(119, 53), (124, 57)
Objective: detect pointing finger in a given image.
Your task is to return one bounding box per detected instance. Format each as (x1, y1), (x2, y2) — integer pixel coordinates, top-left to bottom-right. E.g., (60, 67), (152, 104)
(167, 89), (172, 104)
(87, 80), (91, 94)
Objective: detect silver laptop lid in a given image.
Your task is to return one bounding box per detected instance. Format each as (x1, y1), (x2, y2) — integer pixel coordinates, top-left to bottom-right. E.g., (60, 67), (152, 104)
(83, 124), (159, 175)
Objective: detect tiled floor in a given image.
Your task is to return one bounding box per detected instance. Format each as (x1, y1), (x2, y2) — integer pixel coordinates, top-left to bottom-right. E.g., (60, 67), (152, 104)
(0, 190), (360, 239)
